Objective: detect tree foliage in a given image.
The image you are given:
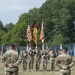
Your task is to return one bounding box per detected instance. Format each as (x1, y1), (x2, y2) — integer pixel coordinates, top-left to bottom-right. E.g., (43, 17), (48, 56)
(1, 0), (75, 46)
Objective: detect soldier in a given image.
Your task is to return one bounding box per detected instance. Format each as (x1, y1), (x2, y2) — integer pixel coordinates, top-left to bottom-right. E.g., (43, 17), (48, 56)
(55, 48), (75, 75)
(42, 48), (48, 71)
(26, 49), (31, 71)
(27, 47), (36, 71)
(30, 48), (36, 71)
(35, 48), (41, 71)
(2, 45), (22, 75)
(48, 49), (56, 71)
(22, 49), (28, 71)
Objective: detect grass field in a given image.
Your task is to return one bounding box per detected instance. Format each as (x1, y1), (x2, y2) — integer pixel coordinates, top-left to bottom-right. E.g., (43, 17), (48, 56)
(0, 56), (75, 75)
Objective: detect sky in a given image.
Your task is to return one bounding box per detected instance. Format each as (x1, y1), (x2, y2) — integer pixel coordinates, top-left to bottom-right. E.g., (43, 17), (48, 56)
(0, 0), (46, 25)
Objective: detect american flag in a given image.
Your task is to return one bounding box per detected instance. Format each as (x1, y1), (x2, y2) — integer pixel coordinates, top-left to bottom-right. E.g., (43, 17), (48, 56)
(27, 21), (32, 41)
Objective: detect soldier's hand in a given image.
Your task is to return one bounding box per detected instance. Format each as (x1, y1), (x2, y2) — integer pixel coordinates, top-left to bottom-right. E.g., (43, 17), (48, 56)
(8, 63), (14, 68)
(62, 65), (69, 69)
(4, 62), (8, 67)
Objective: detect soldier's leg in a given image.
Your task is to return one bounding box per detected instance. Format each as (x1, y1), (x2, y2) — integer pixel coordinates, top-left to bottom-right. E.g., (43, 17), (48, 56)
(5, 72), (11, 75)
(68, 70), (71, 75)
(53, 60), (55, 70)
(35, 61), (37, 71)
(23, 61), (25, 71)
(5, 72), (8, 75)
(51, 60), (55, 71)
(43, 61), (44, 71)
(8, 72), (13, 75)
(14, 71), (18, 75)
(36, 62), (39, 71)
(50, 60), (52, 71)
(27, 60), (29, 71)
(43, 61), (45, 71)
(36, 59), (38, 71)
(64, 69), (71, 75)
(59, 72), (64, 75)
(25, 62), (27, 70)
(64, 73), (68, 75)
(46, 59), (47, 70)
(45, 60), (46, 71)
(24, 61), (27, 71)
(60, 72), (69, 75)
(44, 60), (46, 70)
(66, 72), (71, 75)
(38, 60), (40, 70)
(34, 57), (36, 71)
(29, 60), (31, 71)
(32, 58), (34, 70)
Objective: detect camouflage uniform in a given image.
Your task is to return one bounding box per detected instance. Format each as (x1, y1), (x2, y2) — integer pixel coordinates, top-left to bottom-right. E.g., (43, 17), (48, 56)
(56, 49), (75, 75)
(30, 49), (36, 70)
(2, 48), (22, 75)
(22, 50), (28, 71)
(27, 50), (31, 71)
(27, 49), (36, 71)
(58, 50), (62, 56)
(42, 49), (48, 71)
(35, 49), (41, 71)
(48, 49), (56, 71)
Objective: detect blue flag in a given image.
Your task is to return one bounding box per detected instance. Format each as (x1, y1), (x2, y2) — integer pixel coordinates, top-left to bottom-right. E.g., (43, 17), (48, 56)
(0, 46), (2, 55)
(2, 45), (6, 55)
(68, 44), (74, 56)
(56, 45), (61, 50)
(16, 46), (20, 54)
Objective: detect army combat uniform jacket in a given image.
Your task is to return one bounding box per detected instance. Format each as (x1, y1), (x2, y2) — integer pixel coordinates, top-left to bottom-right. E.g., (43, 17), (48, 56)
(56, 53), (75, 73)
(2, 49), (22, 72)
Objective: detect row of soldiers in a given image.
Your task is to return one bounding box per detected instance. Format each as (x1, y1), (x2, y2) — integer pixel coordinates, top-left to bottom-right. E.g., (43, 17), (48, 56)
(1, 45), (75, 75)
(21, 47), (56, 71)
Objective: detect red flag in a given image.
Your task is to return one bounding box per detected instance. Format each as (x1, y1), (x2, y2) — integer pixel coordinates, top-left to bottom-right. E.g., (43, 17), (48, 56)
(33, 23), (37, 44)
(40, 20), (44, 44)
(27, 21), (32, 41)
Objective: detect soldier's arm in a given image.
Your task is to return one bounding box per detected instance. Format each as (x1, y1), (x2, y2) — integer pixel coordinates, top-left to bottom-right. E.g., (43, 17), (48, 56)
(14, 55), (22, 66)
(55, 56), (61, 68)
(1, 53), (6, 62)
(1, 53), (8, 67)
(68, 58), (75, 68)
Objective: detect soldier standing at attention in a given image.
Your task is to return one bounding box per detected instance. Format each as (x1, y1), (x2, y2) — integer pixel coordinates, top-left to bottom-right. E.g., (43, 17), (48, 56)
(42, 48), (48, 71)
(56, 48), (75, 75)
(2, 44), (22, 75)
(35, 48), (41, 71)
(48, 49), (56, 71)
(22, 49), (28, 71)
(30, 48), (36, 71)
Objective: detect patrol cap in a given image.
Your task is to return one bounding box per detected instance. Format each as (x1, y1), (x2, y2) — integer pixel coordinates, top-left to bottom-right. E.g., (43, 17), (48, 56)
(10, 44), (15, 49)
(62, 48), (68, 52)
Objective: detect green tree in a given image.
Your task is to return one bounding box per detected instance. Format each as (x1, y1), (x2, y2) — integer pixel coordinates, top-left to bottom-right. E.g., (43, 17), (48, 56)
(2, 31), (12, 45)
(4, 23), (14, 32)
(0, 30), (5, 45)
(29, 8), (39, 21)
(0, 20), (4, 30)
(38, 0), (75, 45)
(11, 13), (34, 46)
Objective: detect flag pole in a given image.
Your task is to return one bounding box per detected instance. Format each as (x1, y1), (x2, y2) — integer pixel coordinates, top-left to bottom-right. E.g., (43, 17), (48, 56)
(26, 18), (32, 50)
(33, 22), (38, 49)
(42, 43), (44, 50)
(26, 41), (29, 50)
(40, 20), (44, 50)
